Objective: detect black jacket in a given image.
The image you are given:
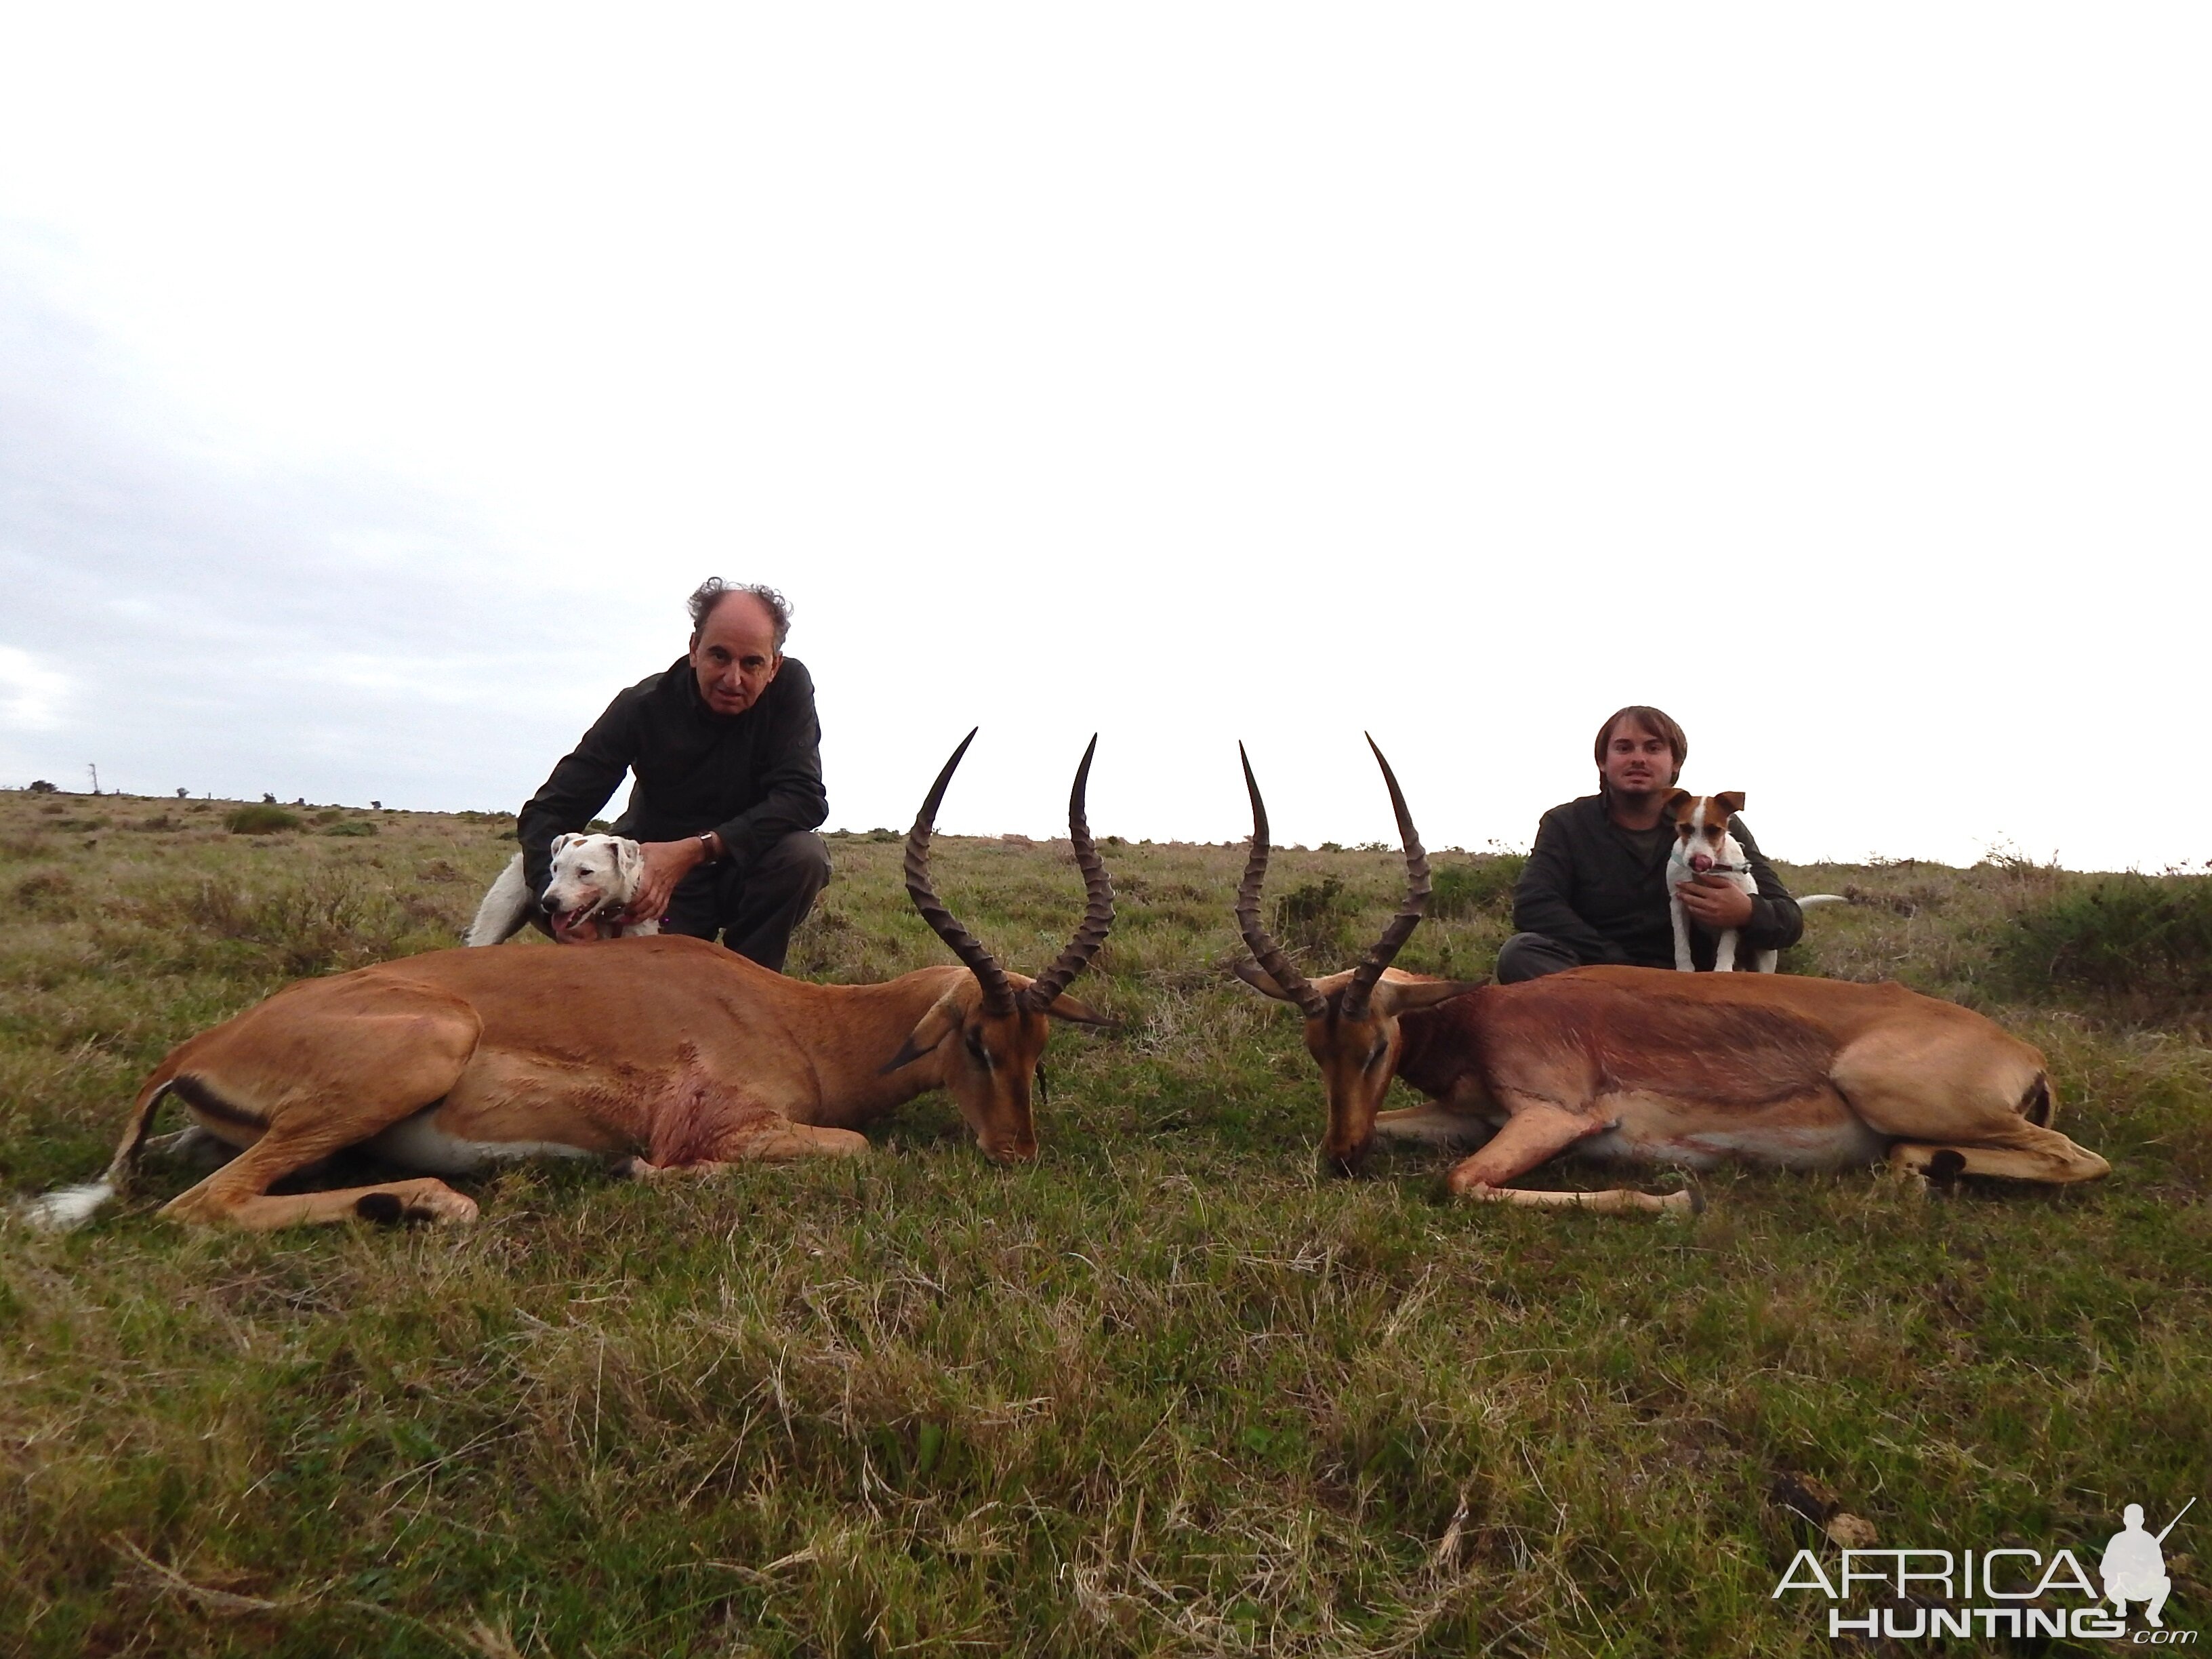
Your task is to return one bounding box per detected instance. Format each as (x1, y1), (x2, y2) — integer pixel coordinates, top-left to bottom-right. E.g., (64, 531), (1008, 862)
(517, 656), (827, 893)
(1511, 792), (1803, 970)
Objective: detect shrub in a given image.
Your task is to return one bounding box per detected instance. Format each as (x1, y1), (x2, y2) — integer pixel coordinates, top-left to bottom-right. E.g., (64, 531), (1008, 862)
(1273, 876), (1359, 958)
(1429, 856), (1526, 920)
(27, 779), (58, 793)
(14, 869), (73, 911)
(321, 819), (379, 837)
(1998, 874), (2212, 1005)
(225, 804), (302, 834)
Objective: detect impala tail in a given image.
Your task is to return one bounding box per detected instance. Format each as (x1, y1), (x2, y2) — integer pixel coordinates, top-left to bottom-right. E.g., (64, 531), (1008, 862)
(18, 1070), (179, 1233)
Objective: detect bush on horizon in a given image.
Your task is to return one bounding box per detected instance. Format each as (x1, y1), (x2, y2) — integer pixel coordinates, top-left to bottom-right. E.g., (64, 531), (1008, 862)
(1999, 871), (2212, 1008)
(224, 804), (302, 835)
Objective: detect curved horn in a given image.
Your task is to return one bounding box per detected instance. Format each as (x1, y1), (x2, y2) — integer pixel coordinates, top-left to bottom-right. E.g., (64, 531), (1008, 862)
(906, 728), (1016, 1014)
(1235, 743), (1328, 1020)
(1021, 735), (1115, 1012)
(1338, 734), (1431, 1023)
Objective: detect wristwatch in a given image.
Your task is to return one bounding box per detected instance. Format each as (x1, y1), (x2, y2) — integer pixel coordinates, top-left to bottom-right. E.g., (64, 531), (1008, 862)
(696, 831), (720, 863)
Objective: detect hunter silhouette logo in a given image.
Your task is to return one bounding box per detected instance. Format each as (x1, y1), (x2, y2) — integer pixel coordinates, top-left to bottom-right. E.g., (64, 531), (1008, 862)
(1774, 1496), (2199, 1643)
(2104, 1500), (2193, 1631)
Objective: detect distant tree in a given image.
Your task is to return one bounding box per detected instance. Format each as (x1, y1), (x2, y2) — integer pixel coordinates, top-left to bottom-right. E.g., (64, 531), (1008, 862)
(176, 787), (188, 798)
(28, 779), (58, 794)
(262, 793), (276, 804)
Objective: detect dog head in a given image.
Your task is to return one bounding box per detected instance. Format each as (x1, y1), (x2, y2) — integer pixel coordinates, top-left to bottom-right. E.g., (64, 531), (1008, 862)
(541, 833), (646, 941)
(1664, 790), (1746, 875)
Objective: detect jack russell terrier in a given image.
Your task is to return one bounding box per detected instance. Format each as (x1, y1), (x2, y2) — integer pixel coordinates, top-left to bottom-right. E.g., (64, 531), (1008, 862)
(466, 832), (663, 946)
(1665, 791), (1844, 972)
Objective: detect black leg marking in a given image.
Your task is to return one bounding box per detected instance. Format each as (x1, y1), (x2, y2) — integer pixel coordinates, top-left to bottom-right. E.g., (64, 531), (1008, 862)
(354, 1192), (405, 1225)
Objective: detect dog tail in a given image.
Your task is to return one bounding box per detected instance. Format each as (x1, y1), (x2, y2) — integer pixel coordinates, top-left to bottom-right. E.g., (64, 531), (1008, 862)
(18, 1073), (178, 1233)
(1797, 894), (1849, 908)
(466, 853), (532, 946)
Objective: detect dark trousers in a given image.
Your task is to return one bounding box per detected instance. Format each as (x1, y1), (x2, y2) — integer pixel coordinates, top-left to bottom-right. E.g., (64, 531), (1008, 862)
(1495, 930), (1602, 984)
(662, 832), (832, 972)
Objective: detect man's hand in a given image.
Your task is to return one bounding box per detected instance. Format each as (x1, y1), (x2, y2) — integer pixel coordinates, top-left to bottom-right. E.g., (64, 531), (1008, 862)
(627, 838), (711, 923)
(1675, 874), (1755, 930)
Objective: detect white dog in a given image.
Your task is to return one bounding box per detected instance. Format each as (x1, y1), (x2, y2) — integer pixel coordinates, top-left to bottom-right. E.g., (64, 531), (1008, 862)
(467, 833), (661, 945)
(1665, 790), (1844, 972)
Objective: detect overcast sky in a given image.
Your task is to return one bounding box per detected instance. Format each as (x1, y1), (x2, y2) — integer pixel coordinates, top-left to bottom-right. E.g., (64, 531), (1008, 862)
(1, 7), (2205, 871)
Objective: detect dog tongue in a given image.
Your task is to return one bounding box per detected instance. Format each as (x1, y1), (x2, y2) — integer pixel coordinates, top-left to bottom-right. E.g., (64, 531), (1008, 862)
(1689, 854), (1713, 873)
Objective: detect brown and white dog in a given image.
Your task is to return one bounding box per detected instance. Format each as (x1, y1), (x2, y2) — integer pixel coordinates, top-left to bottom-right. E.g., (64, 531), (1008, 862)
(465, 833), (661, 946)
(1665, 791), (1843, 972)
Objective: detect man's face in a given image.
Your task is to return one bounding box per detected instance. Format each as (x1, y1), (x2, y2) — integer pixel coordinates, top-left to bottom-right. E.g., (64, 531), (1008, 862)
(689, 594), (783, 716)
(1601, 721), (1675, 798)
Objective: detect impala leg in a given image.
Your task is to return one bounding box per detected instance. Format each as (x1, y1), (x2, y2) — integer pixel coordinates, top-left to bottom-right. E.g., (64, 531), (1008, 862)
(162, 1159), (478, 1230)
(156, 986), (487, 1230)
(1889, 1126), (2110, 1187)
(625, 1120), (870, 1179)
(1445, 1101), (1693, 1215)
(1371, 1102), (1492, 1149)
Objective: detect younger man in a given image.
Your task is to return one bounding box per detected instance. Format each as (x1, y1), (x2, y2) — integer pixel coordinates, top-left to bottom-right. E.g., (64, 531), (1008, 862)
(1499, 705), (1805, 983)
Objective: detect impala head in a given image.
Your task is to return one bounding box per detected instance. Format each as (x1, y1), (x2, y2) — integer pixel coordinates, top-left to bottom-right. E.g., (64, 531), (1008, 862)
(1229, 738), (1473, 1172)
(887, 729), (1114, 1162)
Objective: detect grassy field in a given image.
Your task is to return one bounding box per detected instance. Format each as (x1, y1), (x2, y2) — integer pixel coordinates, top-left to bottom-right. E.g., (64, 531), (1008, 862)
(1, 790), (2207, 1656)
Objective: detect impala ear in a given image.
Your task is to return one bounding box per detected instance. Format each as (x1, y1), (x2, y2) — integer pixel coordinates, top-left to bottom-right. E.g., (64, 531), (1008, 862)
(1663, 789), (1694, 822)
(1370, 977), (1481, 1017)
(879, 985), (965, 1075)
(1715, 790), (1745, 817)
(1228, 956), (1294, 1002)
(1040, 991), (1111, 1027)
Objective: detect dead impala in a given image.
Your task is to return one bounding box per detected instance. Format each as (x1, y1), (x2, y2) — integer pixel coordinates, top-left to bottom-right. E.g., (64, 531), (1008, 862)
(25, 729), (1111, 1232)
(1231, 740), (2110, 1213)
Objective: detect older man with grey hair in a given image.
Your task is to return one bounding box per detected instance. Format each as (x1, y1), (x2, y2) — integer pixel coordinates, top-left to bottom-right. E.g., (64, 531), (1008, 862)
(516, 579), (831, 970)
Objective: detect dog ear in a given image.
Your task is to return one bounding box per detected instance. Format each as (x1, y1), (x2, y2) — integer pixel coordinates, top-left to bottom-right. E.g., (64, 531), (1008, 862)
(1715, 791), (1745, 817)
(1664, 789), (1694, 822)
(550, 832), (580, 858)
(615, 838), (645, 892)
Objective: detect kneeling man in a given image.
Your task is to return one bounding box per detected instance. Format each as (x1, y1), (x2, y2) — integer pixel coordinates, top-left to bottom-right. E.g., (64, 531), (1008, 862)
(1500, 705), (1806, 983)
(516, 579), (830, 970)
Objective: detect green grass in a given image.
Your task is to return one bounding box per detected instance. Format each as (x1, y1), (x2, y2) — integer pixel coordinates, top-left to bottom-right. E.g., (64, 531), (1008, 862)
(1, 794), (2207, 1656)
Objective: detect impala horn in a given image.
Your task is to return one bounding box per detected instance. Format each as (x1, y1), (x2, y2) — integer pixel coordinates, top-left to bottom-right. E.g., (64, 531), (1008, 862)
(1235, 743), (1329, 1019)
(1338, 735), (1431, 1024)
(906, 729), (1017, 1014)
(1019, 735), (1114, 1012)
(906, 730), (1115, 1016)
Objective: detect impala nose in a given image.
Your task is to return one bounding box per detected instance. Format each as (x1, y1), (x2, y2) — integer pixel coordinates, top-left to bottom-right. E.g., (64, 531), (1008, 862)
(1323, 1139), (1372, 1177)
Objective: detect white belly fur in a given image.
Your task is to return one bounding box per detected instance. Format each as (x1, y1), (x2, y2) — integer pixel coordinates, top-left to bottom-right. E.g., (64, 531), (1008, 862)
(365, 1109), (599, 1176)
(1578, 1115), (1889, 1171)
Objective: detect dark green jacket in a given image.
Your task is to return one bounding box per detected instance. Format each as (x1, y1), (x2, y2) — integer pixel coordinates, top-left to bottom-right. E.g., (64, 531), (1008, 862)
(518, 657), (827, 894)
(1511, 793), (1803, 970)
